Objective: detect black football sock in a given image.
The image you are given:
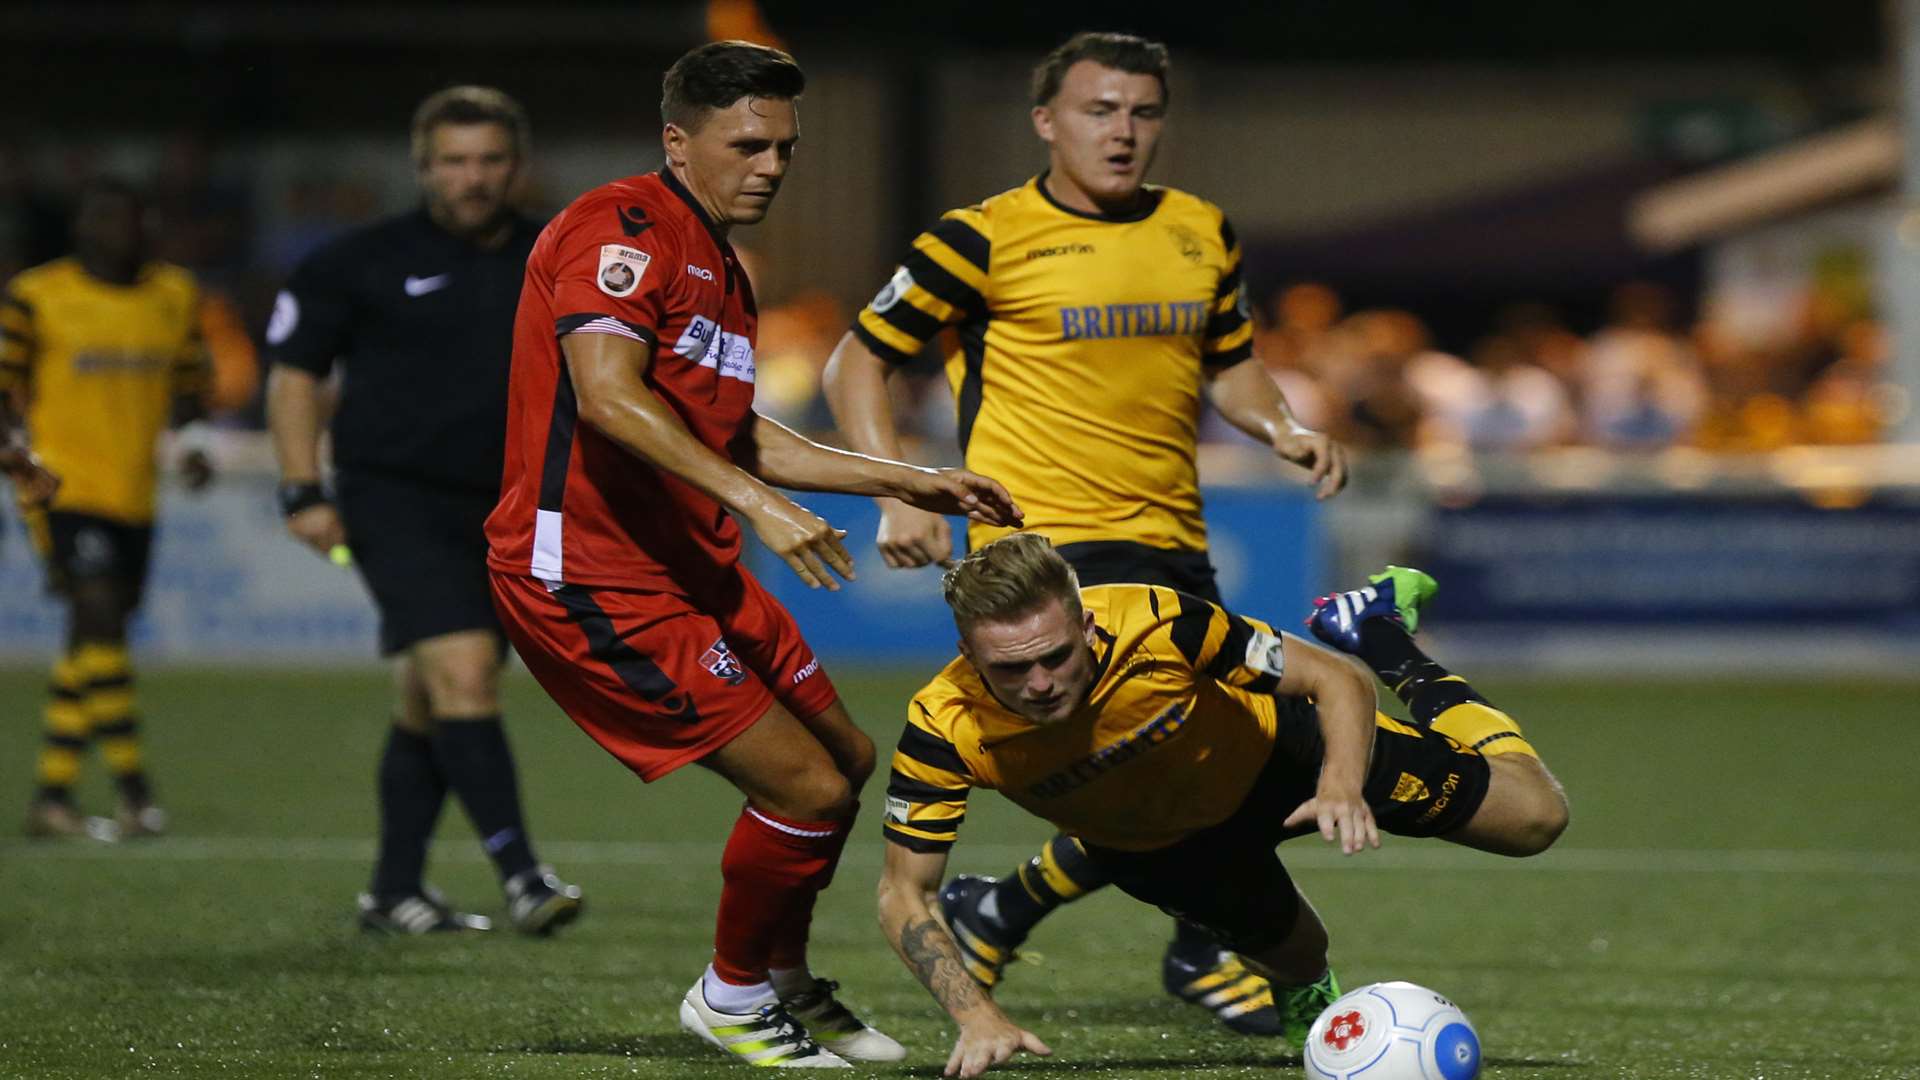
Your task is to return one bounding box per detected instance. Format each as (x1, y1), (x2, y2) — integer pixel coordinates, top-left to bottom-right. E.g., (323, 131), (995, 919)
(371, 725), (447, 899)
(432, 716), (539, 882)
(1169, 918), (1227, 959)
(1358, 622), (1537, 756)
(985, 833), (1109, 938)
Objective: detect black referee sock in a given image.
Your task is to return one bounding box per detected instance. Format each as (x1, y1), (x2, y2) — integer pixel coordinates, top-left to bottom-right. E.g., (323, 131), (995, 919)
(432, 716), (539, 883)
(371, 726), (447, 899)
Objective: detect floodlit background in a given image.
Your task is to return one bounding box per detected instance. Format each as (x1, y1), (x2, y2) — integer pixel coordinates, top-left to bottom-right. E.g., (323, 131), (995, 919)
(1, 5), (1916, 1078)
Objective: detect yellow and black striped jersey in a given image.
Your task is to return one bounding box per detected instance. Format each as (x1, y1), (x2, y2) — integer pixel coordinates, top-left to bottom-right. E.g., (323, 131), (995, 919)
(883, 583), (1315, 854)
(0, 258), (207, 523)
(852, 176), (1253, 554)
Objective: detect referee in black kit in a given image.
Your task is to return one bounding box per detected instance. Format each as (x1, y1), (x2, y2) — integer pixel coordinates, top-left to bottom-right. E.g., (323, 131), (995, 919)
(265, 87), (582, 935)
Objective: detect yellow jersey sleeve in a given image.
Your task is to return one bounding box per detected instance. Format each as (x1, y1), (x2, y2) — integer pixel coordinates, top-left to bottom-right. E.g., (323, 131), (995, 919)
(852, 207), (990, 364)
(0, 277), (34, 399)
(1202, 213), (1253, 366)
(1156, 585), (1288, 695)
(882, 698), (977, 852)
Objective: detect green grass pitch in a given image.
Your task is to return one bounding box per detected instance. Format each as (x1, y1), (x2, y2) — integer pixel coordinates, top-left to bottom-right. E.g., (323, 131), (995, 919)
(2, 666), (1917, 1078)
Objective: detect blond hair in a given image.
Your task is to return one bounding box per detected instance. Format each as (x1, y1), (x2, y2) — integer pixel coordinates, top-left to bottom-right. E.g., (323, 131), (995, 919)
(941, 533), (1083, 635)
(410, 86), (530, 168)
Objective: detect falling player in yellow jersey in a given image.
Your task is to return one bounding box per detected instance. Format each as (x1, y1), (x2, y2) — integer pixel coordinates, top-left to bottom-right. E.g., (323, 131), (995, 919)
(876, 534), (1569, 1076)
(1, 179), (214, 839)
(826, 31), (1349, 1033)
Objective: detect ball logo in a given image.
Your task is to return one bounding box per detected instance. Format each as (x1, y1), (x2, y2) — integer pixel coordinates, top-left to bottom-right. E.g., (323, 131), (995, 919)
(596, 244), (651, 298)
(1322, 1011), (1366, 1052)
(600, 262), (635, 293)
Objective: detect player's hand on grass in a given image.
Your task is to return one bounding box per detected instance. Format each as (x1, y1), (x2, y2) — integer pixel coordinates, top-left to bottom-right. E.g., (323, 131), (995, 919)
(179, 448), (215, 493)
(746, 494), (855, 590)
(891, 467), (1023, 529)
(945, 1016), (1051, 1078)
(0, 444), (59, 506)
(876, 501), (953, 569)
(1284, 782), (1379, 855)
(1271, 425), (1348, 500)
(287, 502), (347, 557)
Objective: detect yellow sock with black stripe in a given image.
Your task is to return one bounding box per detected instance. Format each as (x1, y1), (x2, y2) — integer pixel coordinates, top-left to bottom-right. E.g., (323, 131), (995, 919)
(1357, 622), (1537, 758)
(35, 652), (90, 802)
(77, 642), (151, 802)
(988, 833), (1111, 937)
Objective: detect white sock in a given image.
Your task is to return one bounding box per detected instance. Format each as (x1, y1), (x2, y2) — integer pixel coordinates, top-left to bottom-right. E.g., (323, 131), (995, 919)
(702, 964), (776, 1014)
(769, 965), (815, 999)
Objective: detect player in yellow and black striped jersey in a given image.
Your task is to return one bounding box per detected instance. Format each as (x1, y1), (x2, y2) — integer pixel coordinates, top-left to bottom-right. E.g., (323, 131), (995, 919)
(1, 179), (214, 841)
(875, 535), (1569, 1071)
(824, 30), (1351, 1036)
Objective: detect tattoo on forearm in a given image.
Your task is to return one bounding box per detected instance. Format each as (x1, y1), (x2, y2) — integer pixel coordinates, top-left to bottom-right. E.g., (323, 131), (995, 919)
(898, 916), (988, 1014)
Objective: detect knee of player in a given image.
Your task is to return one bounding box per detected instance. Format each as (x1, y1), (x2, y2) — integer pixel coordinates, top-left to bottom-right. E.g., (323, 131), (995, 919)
(421, 664), (499, 714)
(786, 766), (855, 822)
(1509, 770), (1571, 856)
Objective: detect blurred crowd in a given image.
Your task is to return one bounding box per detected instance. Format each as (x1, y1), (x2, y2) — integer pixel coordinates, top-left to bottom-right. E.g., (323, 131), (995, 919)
(1221, 276), (1904, 453)
(2, 136), (1906, 452)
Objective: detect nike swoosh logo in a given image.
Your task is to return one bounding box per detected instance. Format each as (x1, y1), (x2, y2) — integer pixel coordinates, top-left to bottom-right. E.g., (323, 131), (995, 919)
(404, 274), (450, 296)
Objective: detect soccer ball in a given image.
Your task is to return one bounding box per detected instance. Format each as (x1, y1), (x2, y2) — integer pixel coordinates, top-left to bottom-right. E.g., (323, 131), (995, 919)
(1301, 981), (1481, 1080)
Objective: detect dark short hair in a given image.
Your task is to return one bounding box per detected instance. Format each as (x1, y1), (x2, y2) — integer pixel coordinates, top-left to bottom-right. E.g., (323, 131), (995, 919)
(1032, 31), (1170, 107)
(661, 40), (806, 131)
(410, 86), (531, 168)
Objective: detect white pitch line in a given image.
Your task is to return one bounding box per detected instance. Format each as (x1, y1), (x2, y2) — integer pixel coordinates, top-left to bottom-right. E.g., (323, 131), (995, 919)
(3, 837), (1917, 876)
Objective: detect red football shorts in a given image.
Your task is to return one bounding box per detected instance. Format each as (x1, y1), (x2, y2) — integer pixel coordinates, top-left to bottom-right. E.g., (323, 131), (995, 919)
(491, 567), (838, 781)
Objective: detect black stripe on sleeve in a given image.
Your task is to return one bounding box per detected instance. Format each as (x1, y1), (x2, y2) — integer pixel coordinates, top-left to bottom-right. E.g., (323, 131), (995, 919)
(874, 290), (946, 344)
(555, 313), (658, 342)
(896, 722), (968, 777)
(887, 768), (970, 803)
(1205, 309), (1248, 339)
(884, 827), (956, 852)
(1168, 589), (1217, 669)
(1219, 215), (1238, 252)
(1213, 263), (1242, 301)
(903, 250), (985, 315)
(851, 319), (917, 365)
(537, 360), (579, 512)
(928, 218), (990, 275)
(1204, 339), (1253, 368)
(901, 815), (961, 835)
(1, 294), (33, 321)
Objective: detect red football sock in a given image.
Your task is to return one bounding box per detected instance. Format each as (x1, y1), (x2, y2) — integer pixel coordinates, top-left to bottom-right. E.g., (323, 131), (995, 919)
(712, 803), (847, 986)
(766, 802), (858, 972)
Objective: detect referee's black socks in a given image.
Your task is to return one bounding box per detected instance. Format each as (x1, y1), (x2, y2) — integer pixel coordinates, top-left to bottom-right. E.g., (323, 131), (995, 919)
(433, 716), (540, 882)
(372, 725), (446, 899)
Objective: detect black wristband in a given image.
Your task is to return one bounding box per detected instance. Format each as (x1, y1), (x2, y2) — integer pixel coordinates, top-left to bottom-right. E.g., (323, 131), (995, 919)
(277, 482), (330, 518)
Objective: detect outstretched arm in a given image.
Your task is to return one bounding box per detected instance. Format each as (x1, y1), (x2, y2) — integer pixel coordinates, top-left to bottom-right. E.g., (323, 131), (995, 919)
(1205, 357), (1347, 499)
(822, 330), (958, 568)
(1275, 632), (1380, 853)
(743, 410), (1019, 528)
(877, 842), (1051, 1077)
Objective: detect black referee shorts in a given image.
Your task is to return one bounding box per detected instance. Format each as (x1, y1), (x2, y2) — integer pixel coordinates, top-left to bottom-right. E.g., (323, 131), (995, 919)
(1054, 539), (1223, 606)
(1079, 713), (1492, 954)
(335, 470), (503, 657)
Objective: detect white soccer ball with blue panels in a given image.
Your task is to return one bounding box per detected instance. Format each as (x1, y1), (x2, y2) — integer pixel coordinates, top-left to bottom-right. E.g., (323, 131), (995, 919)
(1302, 981), (1481, 1080)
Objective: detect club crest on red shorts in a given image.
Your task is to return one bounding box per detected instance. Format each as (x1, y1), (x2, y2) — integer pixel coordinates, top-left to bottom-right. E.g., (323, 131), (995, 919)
(701, 638), (747, 686)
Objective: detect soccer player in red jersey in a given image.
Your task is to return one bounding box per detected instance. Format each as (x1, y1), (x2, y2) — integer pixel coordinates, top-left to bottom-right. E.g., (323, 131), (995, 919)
(485, 42), (1020, 1068)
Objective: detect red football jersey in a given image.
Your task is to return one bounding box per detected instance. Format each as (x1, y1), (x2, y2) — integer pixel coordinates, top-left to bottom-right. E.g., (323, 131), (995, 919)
(487, 169), (759, 595)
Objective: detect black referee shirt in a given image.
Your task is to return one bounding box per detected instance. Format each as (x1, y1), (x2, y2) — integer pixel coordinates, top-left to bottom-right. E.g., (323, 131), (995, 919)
(266, 208), (540, 494)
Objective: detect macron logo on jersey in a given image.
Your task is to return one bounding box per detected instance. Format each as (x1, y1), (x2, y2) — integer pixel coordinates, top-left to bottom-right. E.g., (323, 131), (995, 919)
(674, 315), (755, 384)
